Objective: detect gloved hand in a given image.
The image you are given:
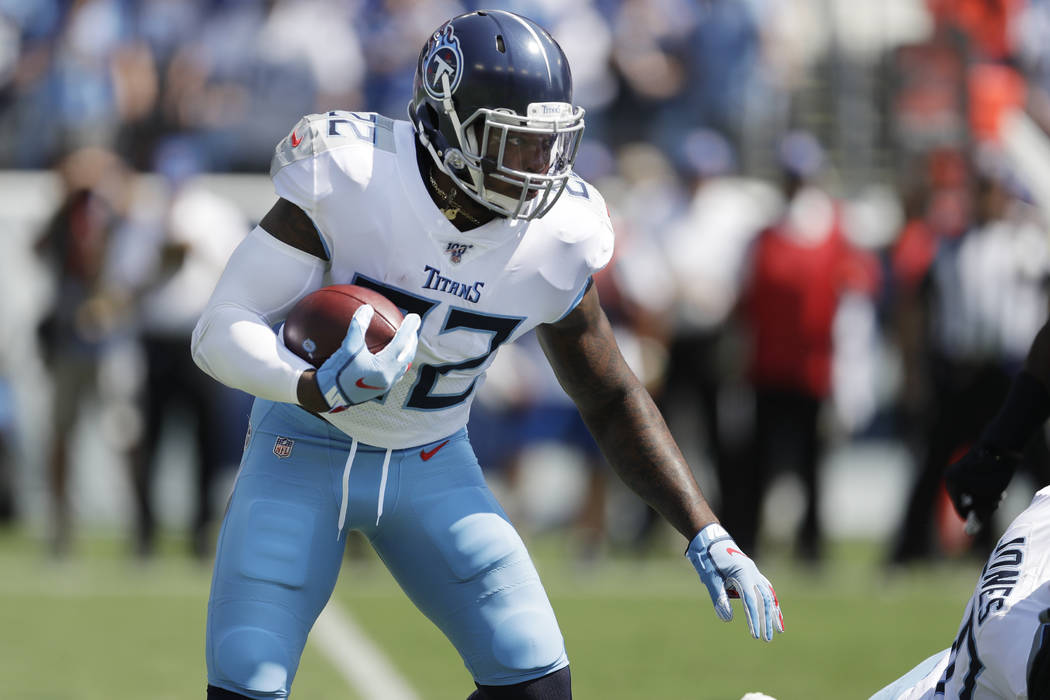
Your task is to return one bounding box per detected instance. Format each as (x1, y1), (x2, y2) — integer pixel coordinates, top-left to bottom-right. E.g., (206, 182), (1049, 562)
(687, 523), (784, 642)
(945, 445), (1019, 535)
(315, 305), (421, 409)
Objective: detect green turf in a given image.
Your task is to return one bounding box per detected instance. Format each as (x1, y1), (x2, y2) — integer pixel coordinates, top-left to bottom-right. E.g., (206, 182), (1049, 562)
(0, 530), (354, 700)
(332, 538), (978, 699)
(0, 528), (979, 700)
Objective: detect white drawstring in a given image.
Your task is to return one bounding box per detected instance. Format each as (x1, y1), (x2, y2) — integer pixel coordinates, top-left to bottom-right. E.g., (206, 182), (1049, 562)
(376, 449), (392, 526)
(337, 438), (358, 538)
(338, 441), (394, 535)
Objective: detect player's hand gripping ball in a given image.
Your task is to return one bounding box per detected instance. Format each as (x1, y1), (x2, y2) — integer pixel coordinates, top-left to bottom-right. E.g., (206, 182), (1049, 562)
(283, 285), (421, 409)
(687, 523), (784, 642)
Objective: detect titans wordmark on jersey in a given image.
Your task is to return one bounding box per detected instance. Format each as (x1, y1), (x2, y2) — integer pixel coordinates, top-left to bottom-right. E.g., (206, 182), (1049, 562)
(270, 111), (614, 449)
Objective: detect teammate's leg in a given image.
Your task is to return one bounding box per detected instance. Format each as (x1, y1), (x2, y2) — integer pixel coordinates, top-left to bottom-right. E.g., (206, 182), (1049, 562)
(206, 400), (350, 699)
(368, 431), (569, 691)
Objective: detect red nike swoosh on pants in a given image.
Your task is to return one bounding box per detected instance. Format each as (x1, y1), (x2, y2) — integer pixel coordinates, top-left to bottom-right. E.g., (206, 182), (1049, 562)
(420, 440), (450, 461)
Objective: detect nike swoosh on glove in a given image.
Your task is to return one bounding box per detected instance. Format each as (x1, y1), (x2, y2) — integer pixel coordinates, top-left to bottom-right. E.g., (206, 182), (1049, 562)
(687, 523), (784, 641)
(315, 304), (421, 409)
(945, 445), (1019, 535)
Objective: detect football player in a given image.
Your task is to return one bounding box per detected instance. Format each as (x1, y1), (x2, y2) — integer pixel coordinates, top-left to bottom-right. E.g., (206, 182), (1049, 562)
(191, 10), (783, 700)
(870, 319), (1050, 698)
(870, 486), (1050, 699)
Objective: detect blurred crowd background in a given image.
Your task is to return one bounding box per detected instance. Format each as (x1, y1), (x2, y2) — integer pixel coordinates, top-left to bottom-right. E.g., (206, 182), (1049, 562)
(2, 0), (1050, 570)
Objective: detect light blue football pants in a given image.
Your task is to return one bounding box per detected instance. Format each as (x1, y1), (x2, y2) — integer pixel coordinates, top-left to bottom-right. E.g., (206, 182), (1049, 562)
(206, 399), (568, 698)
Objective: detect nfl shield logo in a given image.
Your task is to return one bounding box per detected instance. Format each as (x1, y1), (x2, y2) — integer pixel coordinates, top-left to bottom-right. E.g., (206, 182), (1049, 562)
(273, 436), (294, 458)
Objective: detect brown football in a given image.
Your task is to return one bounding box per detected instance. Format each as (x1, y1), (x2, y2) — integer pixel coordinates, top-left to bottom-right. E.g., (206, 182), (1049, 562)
(283, 284), (404, 366)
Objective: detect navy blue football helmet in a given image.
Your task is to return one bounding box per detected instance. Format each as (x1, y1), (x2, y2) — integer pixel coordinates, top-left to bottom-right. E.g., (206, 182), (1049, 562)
(408, 10), (585, 221)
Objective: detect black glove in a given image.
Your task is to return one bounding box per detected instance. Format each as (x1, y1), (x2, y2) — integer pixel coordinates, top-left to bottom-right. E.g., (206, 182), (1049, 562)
(944, 446), (1020, 535)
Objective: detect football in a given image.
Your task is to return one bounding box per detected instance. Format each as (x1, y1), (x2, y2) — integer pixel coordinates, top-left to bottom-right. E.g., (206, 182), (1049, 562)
(283, 284), (404, 366)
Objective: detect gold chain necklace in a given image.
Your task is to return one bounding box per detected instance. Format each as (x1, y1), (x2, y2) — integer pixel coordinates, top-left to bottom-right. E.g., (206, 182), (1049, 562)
(427, 170), (483, 226)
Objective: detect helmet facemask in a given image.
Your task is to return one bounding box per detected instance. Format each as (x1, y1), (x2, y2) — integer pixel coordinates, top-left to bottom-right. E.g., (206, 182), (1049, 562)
(463, 103), (585, 220)
(420, 75), (585, 221)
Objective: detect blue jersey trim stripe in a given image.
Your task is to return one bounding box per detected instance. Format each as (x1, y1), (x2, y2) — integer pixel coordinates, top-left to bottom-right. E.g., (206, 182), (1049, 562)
(555, 277), (593, 323)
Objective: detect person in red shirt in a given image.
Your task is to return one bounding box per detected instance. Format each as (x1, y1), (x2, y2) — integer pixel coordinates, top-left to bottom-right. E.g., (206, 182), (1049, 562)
(729, 132), (878, 562)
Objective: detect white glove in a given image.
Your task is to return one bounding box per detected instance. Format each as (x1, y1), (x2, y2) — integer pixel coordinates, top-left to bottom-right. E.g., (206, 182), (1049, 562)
(687, 523), (784, 641)
(315, 305), (420, 409)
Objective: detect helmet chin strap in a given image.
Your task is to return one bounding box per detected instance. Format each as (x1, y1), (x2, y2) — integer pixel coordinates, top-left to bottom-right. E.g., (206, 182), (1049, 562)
(438, 72), (487, 198)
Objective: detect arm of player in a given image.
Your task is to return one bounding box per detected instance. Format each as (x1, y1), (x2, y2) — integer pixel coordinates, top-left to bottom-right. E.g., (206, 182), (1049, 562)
(536, 285), (783, 641)
(191, 199), (326, 406)
(947, 318), (1050, 533)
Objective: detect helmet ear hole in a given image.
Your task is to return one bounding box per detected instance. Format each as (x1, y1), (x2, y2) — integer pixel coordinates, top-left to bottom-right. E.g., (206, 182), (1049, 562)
(495, 35), (505, 53)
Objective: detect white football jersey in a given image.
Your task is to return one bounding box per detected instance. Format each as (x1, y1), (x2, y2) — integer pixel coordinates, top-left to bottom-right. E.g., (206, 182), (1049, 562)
(876, 486), (1050, 699)
(269, 111), (614, 448)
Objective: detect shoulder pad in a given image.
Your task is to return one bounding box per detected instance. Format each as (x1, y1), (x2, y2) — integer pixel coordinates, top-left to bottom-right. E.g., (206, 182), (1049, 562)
(545, 175), (615, 252)
(534, 176), (615, 296)
(560, 175), (612, 222)
(270, 111), (397, 177)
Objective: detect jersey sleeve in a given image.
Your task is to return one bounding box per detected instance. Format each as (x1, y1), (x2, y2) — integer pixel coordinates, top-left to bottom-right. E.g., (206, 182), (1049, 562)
(191, 226), (325, 404)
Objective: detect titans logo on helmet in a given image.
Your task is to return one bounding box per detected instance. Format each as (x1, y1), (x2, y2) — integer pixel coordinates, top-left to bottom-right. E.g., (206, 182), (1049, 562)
(423, 24), (463, 100)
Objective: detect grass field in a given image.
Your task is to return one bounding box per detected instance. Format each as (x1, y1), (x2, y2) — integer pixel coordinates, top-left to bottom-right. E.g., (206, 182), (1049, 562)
(0, 528), (981, 700)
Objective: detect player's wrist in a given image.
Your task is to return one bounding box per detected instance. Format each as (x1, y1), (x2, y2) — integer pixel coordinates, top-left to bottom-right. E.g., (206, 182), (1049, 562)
(689, 523), (731, 551)
(296, 369), (330, 413)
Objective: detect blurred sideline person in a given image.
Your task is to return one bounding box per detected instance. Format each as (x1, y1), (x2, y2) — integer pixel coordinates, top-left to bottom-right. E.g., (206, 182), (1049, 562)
(34, 147), (133, 556)
(0, 268), (18, 524)
(889, 158), (1050, 565)
(107, 138), (251, 558)
(656, 128), (776, 547)
(191, 11), (782, 700)
(732, 132), (878, 562)
(0, 377), (15, 525)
